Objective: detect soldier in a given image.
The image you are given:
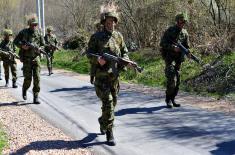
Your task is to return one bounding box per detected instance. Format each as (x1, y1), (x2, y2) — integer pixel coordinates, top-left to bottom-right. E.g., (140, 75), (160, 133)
(0, 29), (18, 88)
(160, 13), (190, 108)
(87, 3), (131, 146)
(44, 26), (58, 75)
(14, 14), (44, 104)
(0, 60), (2, 80)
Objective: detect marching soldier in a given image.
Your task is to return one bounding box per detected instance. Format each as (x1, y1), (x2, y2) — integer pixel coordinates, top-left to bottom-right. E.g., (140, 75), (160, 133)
(87, 2), (131, 146)
(14, 14), (44, 104)
(0, 29), (18, 88)
(44, 26), (58, 75)
(160, 13), (190, 108)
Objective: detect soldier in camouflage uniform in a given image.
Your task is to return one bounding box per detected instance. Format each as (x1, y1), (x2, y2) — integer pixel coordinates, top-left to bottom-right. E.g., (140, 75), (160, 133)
(0, 29), (18, 88)
(160, 13), (190, 108)
(0, 57), (2, 80)
(44, 26), (58, 75)
(14, 15), (44, 104)
(87, 8), (130, 146)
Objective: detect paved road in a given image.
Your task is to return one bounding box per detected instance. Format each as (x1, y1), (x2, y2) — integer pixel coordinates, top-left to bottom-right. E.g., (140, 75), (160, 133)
(1, 63), (235, 155)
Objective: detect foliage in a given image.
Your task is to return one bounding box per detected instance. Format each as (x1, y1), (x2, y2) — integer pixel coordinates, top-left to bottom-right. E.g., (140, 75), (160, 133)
(0, 127), (7, 154)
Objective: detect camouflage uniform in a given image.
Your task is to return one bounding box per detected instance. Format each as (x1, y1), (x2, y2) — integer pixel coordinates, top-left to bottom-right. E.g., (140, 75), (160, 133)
(0, 58), (2, 80)
(160, 13), (189, 108)
(0, 29), (18, 88)
(87, 12), (129, 145)
(14, 17), (44, 103)
(44, 26), (58, 75)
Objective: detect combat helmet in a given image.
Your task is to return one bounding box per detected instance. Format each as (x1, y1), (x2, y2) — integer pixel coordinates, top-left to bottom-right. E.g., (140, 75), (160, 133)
(3, 29), (13, 36)
(175, 13), (188, 22)
(47, 26), (54, 32)
(100, 12), (119, 24)
(27, 15), (38, 25)
(100, 2), (119, 24)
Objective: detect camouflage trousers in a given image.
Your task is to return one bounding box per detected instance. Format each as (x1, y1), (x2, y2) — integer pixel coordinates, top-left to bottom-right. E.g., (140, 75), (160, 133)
(22, 58), (41, 96)
(164, 58), (182, 101)
(95, 75), (119, 131)
(46, 50), (54, 69)
(3, 61), (17, 83)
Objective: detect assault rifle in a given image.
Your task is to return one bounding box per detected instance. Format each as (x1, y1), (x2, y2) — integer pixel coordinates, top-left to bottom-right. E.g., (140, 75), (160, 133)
(0, 48), (20, 60)
(173, 42), (202, 64)
(20, 40), (51, 63)
(87, 52), (144, 74)
(46, 43), (59, 51)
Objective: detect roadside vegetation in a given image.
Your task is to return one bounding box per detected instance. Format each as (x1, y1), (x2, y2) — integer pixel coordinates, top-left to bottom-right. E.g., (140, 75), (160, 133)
(42, 48), (235, 101)
(0, 126), (7, 154)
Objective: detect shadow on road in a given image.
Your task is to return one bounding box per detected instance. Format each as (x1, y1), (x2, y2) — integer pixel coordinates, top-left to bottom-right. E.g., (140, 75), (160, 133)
(210, 140), (235, 155)
(115, 106), (166, 116)
(10, 133), (105, 155)
(0, 102), (38, 107)
(50, 86), (94, 93)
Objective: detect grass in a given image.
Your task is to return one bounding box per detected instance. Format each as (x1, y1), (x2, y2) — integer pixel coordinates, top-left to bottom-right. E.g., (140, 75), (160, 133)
(0, 126), (7, 154)
(41, 49), (234, 99)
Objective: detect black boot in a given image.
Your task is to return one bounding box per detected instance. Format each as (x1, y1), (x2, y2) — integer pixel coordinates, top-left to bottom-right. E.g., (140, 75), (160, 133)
(171, 99), (181, 107)
(48, 67), (51, 76)
(33, 95), (41, 104)
(165, 96), (172, 108)
(5, 80), (9, 87)
(50, 67), (53, 74)
(106, 129), (116, 146)
(22, 89), (27, 100)
(98, 117), (106, 135)
(12, 81), (18, 88)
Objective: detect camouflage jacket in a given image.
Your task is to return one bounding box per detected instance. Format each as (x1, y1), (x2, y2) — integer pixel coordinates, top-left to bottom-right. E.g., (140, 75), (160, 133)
(13, 28), (44, 60)
(44, 33), (58, 51)
(87, 29), (129, 77)
(160, 25), (189, 58)
(0, 40), (16, 62)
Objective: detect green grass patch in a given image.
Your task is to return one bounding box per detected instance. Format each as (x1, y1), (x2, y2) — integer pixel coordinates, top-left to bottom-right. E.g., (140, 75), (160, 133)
(42, 49), (234, 98)
(41, 50), (89, 74)
(0, 127), (7, 154)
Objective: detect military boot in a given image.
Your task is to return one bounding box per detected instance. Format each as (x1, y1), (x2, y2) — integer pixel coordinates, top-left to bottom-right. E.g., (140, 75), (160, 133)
(98, 117), (106, 135)
(5, 80), (9, 87)
(12, 81), (18, 88)
(48, 67), (51, 76)
(165, 96), (172, 108)
(22, 89), (27, 100)
(50, 67), (53, 74)
(106, 129), (116, 146)
(171, 99), (181, 107)
(33, 94), (41, 104)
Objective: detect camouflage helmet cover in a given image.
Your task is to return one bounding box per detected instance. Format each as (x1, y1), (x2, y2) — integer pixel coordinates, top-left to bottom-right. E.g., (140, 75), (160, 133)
(27, 15), (38, 25)
(175, 13), (188, 22)
(47, 26), (54, 32)
(100, 12), (119, 24)
(100, 2), (119, 24)
(3, 29), (13, 36)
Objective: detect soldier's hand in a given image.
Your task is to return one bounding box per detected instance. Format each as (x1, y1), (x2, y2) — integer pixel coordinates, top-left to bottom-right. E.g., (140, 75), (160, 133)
(186, 53), (191, 58)
(174, 46), (181, 53)
(98, 57), (106, 66)
(22, 45), (30, 50)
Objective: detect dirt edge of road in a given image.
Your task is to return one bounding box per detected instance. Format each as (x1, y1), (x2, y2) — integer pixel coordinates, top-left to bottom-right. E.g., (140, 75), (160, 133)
(0, 88), (93, 155)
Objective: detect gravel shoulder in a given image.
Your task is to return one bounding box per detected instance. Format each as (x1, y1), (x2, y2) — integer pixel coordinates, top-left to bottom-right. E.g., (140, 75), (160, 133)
(0, 87), (92, 155)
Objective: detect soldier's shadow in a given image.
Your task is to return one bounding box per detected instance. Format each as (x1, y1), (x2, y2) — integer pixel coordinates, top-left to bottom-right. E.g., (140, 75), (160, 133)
(11, 133), (105, 155)
(0, 101), (35, 107)
(115, 105), (166, 116)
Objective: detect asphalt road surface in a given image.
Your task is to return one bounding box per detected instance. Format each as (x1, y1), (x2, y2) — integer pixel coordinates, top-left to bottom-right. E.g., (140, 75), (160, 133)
(2, 63), (235, 155)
